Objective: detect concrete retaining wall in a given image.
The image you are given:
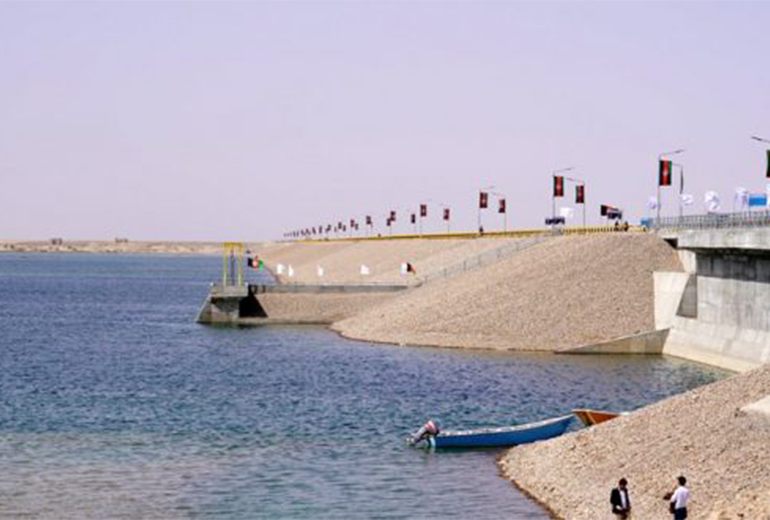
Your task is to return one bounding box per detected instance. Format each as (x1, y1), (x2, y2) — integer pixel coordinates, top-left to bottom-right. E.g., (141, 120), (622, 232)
(558, 329), (668, 355)
(196, 283), (402, 325)
(654, 272), (691, 330)
(663, 316), (770, 372)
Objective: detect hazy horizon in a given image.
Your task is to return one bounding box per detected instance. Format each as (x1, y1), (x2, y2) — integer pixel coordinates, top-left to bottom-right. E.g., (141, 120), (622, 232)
(1, 1), (768, 241)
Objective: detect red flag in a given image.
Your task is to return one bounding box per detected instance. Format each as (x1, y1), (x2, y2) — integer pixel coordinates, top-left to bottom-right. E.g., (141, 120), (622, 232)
(390, 210), (396, 221)
(554, 176), (564, 197)
(420, 204), (427, 217)
(366, 215), (372, 226)
(498, 198), (506, 214)
(410, 213), (416, 224)
(479, 192), (488, 209)
(659, 159), (673, 186)
(443, 208), (450, 221)
(576, 185), (585, 204)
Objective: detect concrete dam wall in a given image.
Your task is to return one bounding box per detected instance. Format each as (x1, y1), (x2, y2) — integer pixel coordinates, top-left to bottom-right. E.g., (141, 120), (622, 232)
(660, 233), (770, 372)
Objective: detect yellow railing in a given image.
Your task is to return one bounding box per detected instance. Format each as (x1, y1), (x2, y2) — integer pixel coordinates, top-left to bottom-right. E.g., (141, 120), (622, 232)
(222, 242), (244, 286)
(293, 225), (646, 243)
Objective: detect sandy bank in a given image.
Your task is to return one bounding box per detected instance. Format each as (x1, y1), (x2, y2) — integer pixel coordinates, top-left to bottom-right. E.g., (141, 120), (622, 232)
(0, 240), (243, 254)
(500, 364), (770, 520)
(332, 234), (682, 351)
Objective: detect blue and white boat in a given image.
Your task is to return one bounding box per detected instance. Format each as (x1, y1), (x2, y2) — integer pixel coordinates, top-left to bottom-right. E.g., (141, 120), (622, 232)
(411, 414), (574, 449)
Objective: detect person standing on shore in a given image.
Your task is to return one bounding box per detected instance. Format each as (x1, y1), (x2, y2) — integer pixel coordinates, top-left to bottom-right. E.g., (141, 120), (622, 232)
(667, 475), (690, 520)
(610, 478), (631, 519)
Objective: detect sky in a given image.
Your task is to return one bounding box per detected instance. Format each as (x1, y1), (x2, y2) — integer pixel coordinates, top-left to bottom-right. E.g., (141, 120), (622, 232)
(1, 1), (768, 241)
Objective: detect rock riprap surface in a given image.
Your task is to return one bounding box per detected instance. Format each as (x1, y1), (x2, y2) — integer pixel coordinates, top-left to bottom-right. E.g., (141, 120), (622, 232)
(333, 234), (682, 351)
(500, 364), (770, 520)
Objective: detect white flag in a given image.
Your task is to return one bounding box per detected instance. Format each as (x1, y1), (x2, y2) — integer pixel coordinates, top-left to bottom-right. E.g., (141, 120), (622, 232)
(400, 262), (408, 275)
(680, 194), (694, 206)
(276, 263), (285, 275)
(317, 265), (324, 278)
(360, 264), (370, 276)
(647, 197), (659, 210)
(288, 265), (295, 277)
(735, 188), (749, 210)
(559, 207), (574, 219)
(704, 191), (721, 213)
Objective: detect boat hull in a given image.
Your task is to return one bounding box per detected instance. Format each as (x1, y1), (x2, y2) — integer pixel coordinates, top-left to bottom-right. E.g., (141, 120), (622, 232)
(428, 415), (574, 449)
(572, 408), (620, 427)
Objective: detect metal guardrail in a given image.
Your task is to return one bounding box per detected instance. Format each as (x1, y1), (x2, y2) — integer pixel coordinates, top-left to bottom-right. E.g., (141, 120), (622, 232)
(294, 225), (645, 243)
(648, 211), (770, 231)
(416, 235), (550, 285)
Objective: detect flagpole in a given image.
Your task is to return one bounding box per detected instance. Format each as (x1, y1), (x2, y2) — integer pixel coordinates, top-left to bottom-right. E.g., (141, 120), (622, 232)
(658, 149), (685, 226)
(552, 167), (574, 231)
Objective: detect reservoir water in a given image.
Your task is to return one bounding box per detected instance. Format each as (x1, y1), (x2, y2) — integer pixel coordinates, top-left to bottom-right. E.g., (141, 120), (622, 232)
(0, 253), (729, 519)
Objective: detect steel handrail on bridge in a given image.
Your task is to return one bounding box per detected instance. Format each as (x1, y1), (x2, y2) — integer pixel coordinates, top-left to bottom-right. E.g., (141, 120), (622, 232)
(648, 211), (770, 231)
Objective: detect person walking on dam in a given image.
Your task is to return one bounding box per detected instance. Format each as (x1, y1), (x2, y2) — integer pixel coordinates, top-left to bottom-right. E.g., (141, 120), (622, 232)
(667, 475), (690, 519)
(610, 478), (631, 519)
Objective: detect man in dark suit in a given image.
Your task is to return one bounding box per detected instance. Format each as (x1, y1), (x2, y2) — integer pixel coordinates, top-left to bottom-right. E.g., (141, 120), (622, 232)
(610, 478), (631, 519)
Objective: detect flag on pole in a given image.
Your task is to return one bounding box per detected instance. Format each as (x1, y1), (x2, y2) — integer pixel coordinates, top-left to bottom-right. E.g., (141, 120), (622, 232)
(443, 208), (450, 221)
(366, 216), (372, 226)
(420, 204), (427, 217)
(553, 176), (564, 197)
(410, 213), (416, 224)
(498, 198), (506, 214)
(735, 188), (749, 211)
(390, 210), (396, 221)
(576, 185), (585, 204)
(479, 192), (488, 209)
(659, 159), (673, 186)
(705, 191), (721, 212)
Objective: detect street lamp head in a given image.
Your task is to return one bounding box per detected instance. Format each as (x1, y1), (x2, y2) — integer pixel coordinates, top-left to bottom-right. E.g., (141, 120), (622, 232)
(659, 149), (685, 159)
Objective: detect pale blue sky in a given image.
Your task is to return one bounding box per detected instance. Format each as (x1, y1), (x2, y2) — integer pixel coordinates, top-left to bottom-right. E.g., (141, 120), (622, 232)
(1, 1), (768, 240)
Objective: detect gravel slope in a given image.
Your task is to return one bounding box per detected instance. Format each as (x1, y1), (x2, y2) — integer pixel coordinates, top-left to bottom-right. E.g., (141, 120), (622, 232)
(501, 364), (770, 520)
(253, 238), (522, 284)
(333, 234), (682, 351)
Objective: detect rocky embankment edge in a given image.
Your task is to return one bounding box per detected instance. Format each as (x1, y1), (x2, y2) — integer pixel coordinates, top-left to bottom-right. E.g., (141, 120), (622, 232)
(500, 364), (770, 520)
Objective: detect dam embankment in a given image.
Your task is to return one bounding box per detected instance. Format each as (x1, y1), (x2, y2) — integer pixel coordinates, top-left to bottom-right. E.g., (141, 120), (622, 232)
(331, 234), (682, 351)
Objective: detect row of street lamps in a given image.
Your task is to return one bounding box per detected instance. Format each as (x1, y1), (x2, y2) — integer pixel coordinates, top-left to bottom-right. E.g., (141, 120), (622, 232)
(284, 136), (770, 238)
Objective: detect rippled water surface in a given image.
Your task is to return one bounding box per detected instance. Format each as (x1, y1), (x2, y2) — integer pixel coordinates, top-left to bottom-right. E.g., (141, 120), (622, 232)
(0, 253), (730, 519)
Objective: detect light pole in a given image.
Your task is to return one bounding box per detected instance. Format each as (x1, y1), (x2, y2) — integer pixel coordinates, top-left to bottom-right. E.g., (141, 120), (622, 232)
(657, 149), (685, 223)
(752, 136), (770, 182)
(552, 167), (574, 230)
(478, 185), (496, 233)
(565, 176), (586, 227)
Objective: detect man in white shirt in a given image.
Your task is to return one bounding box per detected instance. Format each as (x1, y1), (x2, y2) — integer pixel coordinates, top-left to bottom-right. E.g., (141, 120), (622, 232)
(669, 475), (690, 520)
